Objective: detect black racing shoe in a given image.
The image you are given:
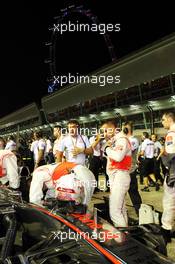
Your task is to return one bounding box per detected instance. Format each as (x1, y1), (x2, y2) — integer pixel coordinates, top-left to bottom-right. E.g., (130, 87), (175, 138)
(141, 186), (150, 192)
(105, 187), (110, 192)
(94, 187), (101, 193)
(155, 182), (160, 191)
(161, 227), (171, 244)
(148, 182), (155, 187)
(170, 229), (175, 238)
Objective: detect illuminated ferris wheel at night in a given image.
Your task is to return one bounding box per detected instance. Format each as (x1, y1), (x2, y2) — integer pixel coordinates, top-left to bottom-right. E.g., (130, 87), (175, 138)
(45, 5), (117, 93)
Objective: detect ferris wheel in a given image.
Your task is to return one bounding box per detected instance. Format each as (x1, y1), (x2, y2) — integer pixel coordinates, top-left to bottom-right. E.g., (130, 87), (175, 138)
(45, 5), (117, 93)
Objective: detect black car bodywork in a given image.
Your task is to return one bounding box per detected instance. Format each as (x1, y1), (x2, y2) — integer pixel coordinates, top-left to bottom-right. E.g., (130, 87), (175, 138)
(0, 188), (174, 264)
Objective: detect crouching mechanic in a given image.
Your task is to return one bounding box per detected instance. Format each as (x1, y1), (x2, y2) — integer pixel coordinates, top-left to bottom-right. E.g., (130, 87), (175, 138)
(29, 161), (95, 207)
(101, 120), (132, 227)
(0, 149), (20, 189)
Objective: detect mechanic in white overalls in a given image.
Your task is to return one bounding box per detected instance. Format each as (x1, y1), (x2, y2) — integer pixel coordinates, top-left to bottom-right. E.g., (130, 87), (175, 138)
(101, 120), (132, 227)
(29, 161), (95, 207)
(161, 112), (175, 243)
(0, 149), (20, 189)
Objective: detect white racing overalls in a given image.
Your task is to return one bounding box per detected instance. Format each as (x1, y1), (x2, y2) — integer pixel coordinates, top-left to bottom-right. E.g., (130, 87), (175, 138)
(162, 125), (175, 230)
(0, 149), (20, 189)
(29, 162), (95, 206)
(106, 132), (132, 227)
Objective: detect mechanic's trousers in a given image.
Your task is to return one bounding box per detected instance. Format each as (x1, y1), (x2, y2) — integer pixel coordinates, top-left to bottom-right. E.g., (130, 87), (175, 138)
(162, 179), (175, 230)
(29, 164), (58, 206)
(109, 169), (131, 227)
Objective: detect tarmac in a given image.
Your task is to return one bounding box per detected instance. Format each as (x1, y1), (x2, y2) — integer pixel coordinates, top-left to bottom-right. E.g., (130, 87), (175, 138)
(89, 174), (175, 262)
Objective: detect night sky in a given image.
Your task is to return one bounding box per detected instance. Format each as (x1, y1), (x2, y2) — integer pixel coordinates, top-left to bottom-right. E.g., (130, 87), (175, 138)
(0, 0), (174, 118)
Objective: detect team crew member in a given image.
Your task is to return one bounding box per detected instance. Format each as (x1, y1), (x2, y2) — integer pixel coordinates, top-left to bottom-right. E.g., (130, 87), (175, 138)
(53, 125), (64, 162)
(151, 134), (164, 184)
(56, 120), (93, 165)
(161, 112), (175, 243)
(0, 149), (20, 189)
(30, 132), (46, 168)
(44, 135), (54, 164)
(100, 122), (118, 192)
(102, 120), (132, 227)
(5, 136), (16, 152)
(89, 133), (103, 192)
(124, 122), (142, 216)
(137, 143), (145, 185)
(29, 161), (95, 206)
(139, 132), (159, 192)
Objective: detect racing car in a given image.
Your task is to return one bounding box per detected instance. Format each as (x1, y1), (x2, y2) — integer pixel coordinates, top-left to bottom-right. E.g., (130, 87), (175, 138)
(0, 187), (174, 264)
